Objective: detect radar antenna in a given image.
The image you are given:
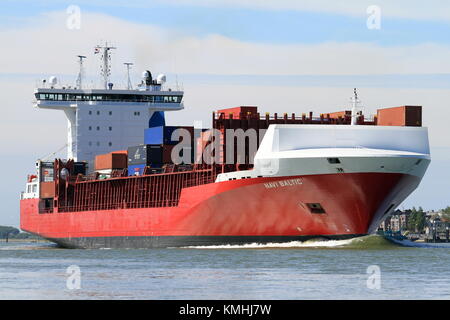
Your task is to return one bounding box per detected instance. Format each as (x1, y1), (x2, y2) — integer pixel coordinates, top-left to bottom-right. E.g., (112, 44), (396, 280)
(75, 55), (86, 89)
(124, 62), (133, 90)
(95, 42), (116, 89)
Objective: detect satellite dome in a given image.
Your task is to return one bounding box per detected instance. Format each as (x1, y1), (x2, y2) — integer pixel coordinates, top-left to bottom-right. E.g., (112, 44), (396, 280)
(156, 74), (166, 84)
(49, 76), (58, 86)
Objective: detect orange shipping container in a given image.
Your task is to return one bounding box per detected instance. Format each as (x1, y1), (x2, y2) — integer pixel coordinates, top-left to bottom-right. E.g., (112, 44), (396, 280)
(377, 106), (422, 127)
(111, 150), (128, 155)
(217, 106), (258, 119)
(95, 152), (128, 170)
(40, 181), (55, 198)
(326, 110), (351, 119)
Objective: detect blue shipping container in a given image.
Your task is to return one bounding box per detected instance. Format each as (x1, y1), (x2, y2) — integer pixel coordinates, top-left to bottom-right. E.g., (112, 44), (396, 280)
(144, 126), (160, 145)
(144, 126), (193, 145)
(144, 126), (177, 144)
(127, 164), (146, 176)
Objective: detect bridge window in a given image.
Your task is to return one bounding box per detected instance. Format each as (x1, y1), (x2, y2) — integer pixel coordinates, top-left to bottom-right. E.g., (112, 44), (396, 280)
(36, 92), (183, 103)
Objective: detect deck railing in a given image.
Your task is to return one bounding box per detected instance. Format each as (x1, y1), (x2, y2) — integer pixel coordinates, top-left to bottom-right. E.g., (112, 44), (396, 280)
(53, 168), (217, 213)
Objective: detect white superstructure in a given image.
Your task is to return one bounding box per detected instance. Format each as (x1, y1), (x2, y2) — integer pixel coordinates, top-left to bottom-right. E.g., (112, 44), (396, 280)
(217, 124), (430, 181)
(33, 43), (183, 164)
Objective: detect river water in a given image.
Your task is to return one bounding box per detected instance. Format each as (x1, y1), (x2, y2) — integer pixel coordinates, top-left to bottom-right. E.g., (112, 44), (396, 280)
(0, 235), (449, 300)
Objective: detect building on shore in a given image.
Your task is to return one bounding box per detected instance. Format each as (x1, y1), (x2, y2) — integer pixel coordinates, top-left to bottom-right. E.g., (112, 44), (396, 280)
(379, 209), (450, 242)
(425, 214), (450, 243)
(378, 209), (411, 232)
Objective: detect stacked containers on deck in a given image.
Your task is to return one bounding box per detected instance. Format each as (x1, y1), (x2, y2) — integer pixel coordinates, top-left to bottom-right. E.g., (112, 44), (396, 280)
(128, 124), (221, 175)
(211, 106), (260, 166)
(376, 106), (422, 127)
(95, 151), (128, 171)
(95, 151), (128, 178)
(146, 126), (194, 162)
(127, 145), (159, 176)
(128, 125), (195, 176)
(126, 112), (169, 176)
(216, 106), (258, 120)
(144, 126), (194, 148)
(127, 145), (181, 175)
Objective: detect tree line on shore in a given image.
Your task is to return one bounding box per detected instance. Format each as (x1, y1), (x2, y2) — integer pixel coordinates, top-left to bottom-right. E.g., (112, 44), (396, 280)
(404, 206), (450, 233)
(0, 226), (40, 239)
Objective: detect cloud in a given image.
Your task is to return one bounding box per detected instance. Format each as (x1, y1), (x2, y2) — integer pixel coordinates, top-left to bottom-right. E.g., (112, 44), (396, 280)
(0, 11), (171, 77)
(42, 0), (450, 22)
(2, 10), (450, 80)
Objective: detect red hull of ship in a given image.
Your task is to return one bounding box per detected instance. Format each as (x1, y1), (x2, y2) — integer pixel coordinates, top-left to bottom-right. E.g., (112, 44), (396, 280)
(20, 172), (419, 248)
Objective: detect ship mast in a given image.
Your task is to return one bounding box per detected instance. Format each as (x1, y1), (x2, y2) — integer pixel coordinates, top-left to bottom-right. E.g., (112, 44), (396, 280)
(124, 62), (133, 90)
(95, 42), (116, 89)
(350, 88), (360, 126)
(75, 55), (86, 89)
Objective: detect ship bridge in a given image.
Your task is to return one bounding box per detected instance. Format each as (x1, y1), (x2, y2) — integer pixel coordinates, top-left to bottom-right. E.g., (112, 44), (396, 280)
(34, 88), (184, 110)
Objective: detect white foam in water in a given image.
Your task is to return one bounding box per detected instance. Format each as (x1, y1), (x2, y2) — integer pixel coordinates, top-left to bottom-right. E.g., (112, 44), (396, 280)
(182, 238), (357, 249)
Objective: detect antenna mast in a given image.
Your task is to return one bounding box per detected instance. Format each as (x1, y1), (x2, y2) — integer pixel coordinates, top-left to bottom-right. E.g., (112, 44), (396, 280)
(75, 55), (86, 89)
(350, 88), (360, 126)
(124, 62), (133, 90)
(95, 42), (116, 89)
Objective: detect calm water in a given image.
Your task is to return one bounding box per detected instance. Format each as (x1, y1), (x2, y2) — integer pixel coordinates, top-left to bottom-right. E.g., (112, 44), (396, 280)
(0, 235), (449, 300)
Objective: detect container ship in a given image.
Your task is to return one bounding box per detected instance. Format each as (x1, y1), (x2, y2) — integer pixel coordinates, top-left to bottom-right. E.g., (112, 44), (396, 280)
(20, 45), (431, 248)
